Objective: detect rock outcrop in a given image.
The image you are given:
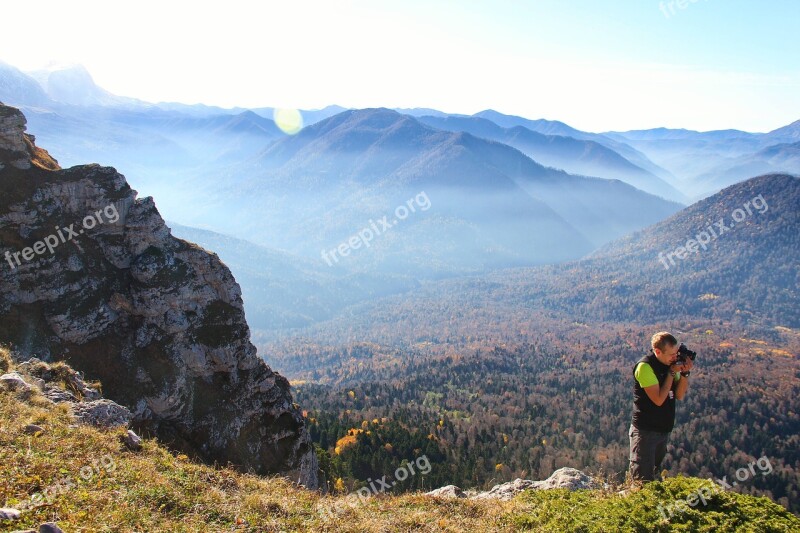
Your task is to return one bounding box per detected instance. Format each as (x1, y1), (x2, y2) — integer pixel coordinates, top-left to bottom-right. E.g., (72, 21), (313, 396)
(0, 102), (59, 171)
(2, 357), (131, 429)
(0, 103), (318, 488)
(426, 467), (602, 501)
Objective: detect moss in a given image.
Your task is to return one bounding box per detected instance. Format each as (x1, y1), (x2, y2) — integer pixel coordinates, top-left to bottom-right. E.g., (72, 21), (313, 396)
(509, 477), (800, 532)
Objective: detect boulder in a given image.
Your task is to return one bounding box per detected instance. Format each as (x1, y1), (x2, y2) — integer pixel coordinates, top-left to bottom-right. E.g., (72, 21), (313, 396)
(0, 372), (31, 393)
(428, 467), (602, 501)
(72, 399), (132, 428)
(122, 429), (143, 451)
(425, 485), (466, 498)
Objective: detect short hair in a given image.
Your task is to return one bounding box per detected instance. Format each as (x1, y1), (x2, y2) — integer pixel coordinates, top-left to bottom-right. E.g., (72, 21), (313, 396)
(651, 331), (678, 352)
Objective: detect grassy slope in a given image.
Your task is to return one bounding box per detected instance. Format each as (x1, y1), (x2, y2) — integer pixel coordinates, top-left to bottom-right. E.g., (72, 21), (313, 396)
(1, 349), (798, 533)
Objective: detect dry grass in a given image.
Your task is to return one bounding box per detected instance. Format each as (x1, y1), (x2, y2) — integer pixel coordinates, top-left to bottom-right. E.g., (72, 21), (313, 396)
(0, 355), (519, 532)
(2, 354), (797, 532)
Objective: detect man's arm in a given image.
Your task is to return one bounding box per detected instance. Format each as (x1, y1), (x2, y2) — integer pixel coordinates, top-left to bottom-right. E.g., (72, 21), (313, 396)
(643, 372), (674, 406)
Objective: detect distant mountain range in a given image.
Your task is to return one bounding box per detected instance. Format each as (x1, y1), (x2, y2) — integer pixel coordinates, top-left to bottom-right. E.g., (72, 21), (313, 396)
(218, 107), (682, 272)
(606, 123), (800, 198)
(415, 114), (684, 200)
(174, 172), (797, 340)
(1, 59), (797, 279)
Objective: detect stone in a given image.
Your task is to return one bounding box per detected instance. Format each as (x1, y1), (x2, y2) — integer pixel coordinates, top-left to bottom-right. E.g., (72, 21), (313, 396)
(0, 507), (21, 520)
(0, 373), (31, 393)
(425, 485), (466, 498)
(23, 424), (44, 435)
(72, 399), (132, 428)
(39, 524), (64, 533)
(42, 385), (77, 404)
(533, 467), (599, 491)
(122, 429), (143, 451)
(428, 467), (602, 501)
(471, 478), (539, 501)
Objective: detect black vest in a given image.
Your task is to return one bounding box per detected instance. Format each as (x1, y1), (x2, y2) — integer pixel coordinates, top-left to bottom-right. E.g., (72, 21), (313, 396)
(631, 351), (676, 433)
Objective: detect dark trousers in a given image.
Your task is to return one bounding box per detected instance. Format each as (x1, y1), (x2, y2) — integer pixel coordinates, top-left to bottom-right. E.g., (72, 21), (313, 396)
(629, 424), (670, 482)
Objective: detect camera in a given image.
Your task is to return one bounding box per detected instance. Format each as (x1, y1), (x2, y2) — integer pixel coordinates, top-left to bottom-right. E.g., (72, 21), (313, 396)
(676, 343), (697, 365)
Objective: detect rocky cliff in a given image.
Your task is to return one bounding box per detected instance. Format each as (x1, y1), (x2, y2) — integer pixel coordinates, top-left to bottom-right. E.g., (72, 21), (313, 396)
(0, 102), (318, 488)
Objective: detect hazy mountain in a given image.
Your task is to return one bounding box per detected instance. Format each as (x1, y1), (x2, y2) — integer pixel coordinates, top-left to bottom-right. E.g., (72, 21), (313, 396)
(474, 109), (583, 137)
(360, 173), (797, 329)
(27, 64), (147, 108)
(0, 61), (50, 106)
(416, 114), (685, 200)
(394, 107), (462, 118)
(249, 105), (349, 126)
(269, 173), (798, 356)
(195, 108), (682, 277)
(691, 143), (800, 196)
(606, 127), (758, 142)
(208, 108), (593, 272)
(764, 119), (800, 144)
(15, 103), (284, 204)
(168, 223), (420, 331)
(603, 127), (763, 186)
(603, 121), (800, 196)
(473, 109), (679, 187)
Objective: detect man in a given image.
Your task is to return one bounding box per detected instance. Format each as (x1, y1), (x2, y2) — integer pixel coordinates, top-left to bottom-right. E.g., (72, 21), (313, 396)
(629, 331), (694, 482)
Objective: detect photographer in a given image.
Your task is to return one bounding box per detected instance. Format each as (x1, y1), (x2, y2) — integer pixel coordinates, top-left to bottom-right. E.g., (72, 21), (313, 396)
(629, 332), (695, 482)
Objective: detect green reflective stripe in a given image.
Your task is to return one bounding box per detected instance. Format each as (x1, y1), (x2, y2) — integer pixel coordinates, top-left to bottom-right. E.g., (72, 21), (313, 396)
(634, 362), (659, 388)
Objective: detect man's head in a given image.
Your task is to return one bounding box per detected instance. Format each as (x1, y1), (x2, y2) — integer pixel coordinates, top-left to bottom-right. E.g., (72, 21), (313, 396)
(651, 331), (679, 365)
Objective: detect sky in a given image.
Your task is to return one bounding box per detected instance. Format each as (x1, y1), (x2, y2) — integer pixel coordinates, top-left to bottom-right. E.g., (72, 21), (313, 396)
(1, 0), (798, 132)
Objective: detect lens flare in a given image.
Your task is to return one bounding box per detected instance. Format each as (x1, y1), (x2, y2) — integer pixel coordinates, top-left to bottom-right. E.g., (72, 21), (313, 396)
(273, 108), (303, 135)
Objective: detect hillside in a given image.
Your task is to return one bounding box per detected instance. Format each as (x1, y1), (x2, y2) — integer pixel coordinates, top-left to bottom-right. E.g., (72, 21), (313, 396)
(259, 174), (800, 512)
(293, 172), (797, 332)
(692, 143), (800, 196)
(2, 350), (798, 532)
(261, 173), (799, 350)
